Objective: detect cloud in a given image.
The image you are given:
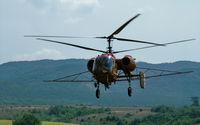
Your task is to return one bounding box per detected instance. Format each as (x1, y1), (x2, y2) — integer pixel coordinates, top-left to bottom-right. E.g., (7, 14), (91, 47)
(136, 6), (154, 13)
(64, 17), (83, 24)
(60, 0), (100, 9)
(24, 0), (100, 24)
(12, 48), (66, 61)
(26, 0), (100, 14)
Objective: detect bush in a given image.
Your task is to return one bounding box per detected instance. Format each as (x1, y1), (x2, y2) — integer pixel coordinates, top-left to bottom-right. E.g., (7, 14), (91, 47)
(191, 97), (199, 106)
(129, 118), (141, 125)
(13, 114), (41, 125)
(124, 113), (132, 118)
(151, 105), (174, 113)
(117, 120), (125, 125)
(105, 115), (119, 122)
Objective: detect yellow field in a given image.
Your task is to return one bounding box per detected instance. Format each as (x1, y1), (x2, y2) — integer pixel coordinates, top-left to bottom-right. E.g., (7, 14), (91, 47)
(42, 121), (79, 125)
(0, 120), (79, 125)
(0, 120), (12, 125)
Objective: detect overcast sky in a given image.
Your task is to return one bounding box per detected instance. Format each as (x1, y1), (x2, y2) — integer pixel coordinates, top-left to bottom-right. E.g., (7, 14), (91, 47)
(0, 0), (199, 64)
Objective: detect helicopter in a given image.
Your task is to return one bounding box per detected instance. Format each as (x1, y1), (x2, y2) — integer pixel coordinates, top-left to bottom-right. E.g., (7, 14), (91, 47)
(25, 13), (195, 98)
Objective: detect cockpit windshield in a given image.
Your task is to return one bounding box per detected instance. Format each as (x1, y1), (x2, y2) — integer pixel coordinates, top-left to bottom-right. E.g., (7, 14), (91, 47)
(93, 55), (114, 73)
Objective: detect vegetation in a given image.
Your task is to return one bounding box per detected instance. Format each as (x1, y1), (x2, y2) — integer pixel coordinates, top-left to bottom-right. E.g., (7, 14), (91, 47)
(46, 105), (110, 122)
(0, 103), (200, 125)
(0, 105), (112, 124)
(13, 114), (41, 125)
(151, 105), (175, 113)
(129, 104), (200, 125)
(191, 96), (199, 106)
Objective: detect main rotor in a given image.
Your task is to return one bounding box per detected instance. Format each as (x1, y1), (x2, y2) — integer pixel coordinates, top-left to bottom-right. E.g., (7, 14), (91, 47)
(25, 13), (195, 54)
(91, 13), (164, 53)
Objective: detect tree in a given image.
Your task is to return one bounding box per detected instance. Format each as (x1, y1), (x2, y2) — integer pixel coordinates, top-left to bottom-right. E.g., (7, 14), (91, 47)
(13, 114), (41, 125)
(129, 118), (141, 125)
(191, 97), (199, 106)
(117, 120), (125, 125)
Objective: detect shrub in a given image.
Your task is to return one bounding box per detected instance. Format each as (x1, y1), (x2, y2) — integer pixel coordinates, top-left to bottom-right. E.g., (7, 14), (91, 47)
(151, 105), (174, 113)
(13, 114), (41, 125)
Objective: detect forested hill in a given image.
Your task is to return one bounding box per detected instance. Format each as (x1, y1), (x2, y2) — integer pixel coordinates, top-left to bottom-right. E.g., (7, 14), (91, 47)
(0, 59), (200, 106)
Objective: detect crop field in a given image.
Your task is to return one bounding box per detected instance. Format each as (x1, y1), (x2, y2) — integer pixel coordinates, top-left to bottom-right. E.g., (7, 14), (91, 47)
(0, 120), (79, 125)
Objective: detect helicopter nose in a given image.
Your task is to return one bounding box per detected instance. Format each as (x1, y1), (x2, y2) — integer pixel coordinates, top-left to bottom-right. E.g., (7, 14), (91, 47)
(98, 64), (109, 73)
(102, 67), (109, 73)
(93, 64), (110, 73)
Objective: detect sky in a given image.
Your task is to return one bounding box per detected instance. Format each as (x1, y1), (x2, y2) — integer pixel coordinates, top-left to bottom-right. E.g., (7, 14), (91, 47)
(0, 0), (199, 64)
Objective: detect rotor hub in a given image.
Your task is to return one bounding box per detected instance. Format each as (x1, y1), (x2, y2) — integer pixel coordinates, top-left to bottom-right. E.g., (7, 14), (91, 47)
(107, 38), (113, 53)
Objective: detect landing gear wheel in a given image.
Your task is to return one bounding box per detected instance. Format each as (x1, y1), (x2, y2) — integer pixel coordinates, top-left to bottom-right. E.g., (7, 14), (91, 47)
(94, 83), (97, 88)
(96, 89), (100, 99)
(128, 87), (132, 97)
(139, 72), (145, 89)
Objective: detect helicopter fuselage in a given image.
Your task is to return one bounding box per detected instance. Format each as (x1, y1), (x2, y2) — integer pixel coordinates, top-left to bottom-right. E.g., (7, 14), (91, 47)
(88, 53), (136, 87)
(92, 53), (118, 85)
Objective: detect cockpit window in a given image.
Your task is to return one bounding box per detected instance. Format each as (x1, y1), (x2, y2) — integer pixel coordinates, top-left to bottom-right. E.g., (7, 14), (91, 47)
(93, 55), (114, 73)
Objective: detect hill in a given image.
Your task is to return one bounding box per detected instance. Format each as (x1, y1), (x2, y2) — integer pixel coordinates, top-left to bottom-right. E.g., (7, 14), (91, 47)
(0, 59), (200, 106)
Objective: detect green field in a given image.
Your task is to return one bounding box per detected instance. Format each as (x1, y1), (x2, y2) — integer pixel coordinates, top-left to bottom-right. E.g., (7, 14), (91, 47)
(0, 120), (79, 125)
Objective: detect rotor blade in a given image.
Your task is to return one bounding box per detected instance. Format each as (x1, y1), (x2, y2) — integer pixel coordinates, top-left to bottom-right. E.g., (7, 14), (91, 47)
(25, 35), (93, 38)
(110, 13), (141, 37)
(25, 35), (112, 40)
(113, 38), (196, 54)
(95, 36), (108, 39)
(37, 38), (106, 53)
(113, 37), (165, 46)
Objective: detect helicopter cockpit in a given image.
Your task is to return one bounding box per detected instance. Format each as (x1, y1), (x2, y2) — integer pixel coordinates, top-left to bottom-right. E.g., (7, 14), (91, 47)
(93, 55), (114, 73)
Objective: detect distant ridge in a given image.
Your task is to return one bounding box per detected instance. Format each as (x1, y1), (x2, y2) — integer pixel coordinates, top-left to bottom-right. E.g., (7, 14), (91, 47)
(0, 59), (200, 106)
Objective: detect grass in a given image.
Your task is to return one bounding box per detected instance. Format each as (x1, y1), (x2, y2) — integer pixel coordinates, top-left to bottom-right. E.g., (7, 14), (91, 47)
(0, 120), (79, 125)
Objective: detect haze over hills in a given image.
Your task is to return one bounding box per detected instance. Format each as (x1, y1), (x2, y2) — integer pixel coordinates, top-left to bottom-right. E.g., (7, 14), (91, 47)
(0, 59), (199, 106)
